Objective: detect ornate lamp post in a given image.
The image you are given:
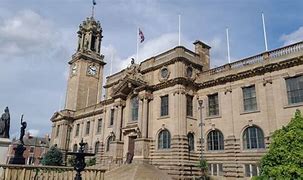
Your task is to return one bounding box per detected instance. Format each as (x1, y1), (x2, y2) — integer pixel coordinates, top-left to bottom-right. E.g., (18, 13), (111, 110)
(198, 99), (205, 178)
(67, 139), (95, 180)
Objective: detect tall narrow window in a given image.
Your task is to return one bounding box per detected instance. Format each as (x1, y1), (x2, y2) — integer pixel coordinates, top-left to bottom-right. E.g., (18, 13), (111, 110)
(207, 130), (224, 151)
(86, 121), (90, 135)
(91, 35), (96, 51)
(131, 96), (139, 121)
(95, 141), (100, 154)
(286, 75), (303, 104)
(75, 124), (80, 137)
(186, 95), (193, 117)
(245, 164), (259, 177)
(160, 95), (169, 116)
(110, 109), (114, 126)
(56, 125), (60, 137)
(243, 85), (257, 111)
(243, 126), (265, 149)
(97, 119), (102, 133)
(158, 129), (171, 149)
(208, 93), (219, 116)
(187, 133), (194, 151)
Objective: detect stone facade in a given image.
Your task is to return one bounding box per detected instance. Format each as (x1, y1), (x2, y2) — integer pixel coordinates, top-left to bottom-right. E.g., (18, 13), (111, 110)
(50, 15), (303, 179)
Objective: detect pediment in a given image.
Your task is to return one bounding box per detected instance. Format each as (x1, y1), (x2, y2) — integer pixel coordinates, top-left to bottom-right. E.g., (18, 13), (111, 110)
(111, 77), (146, 99)
(50, 109), (74, 122)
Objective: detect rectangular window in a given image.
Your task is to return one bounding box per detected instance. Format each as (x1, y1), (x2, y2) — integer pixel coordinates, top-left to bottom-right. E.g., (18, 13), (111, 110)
(86, 121), (90, 135)
(131, 97), (139, 121)
(186, 95), (193, 116)
(208, 94), (219, 116)
(208, 163), (224, 176)
(243, 85), (257, 111)
(75, 124), (80, 136)
(97, 119), (102, 133)
(110, 109), (114, 126)
(244, 164), (259, 177)
(160, 95), (169, 116)
(286, 75), (303, 104)
(56, 125), (60, 137)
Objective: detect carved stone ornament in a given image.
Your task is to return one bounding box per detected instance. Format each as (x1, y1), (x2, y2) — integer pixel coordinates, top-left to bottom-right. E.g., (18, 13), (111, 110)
(158, 66), (170, 82)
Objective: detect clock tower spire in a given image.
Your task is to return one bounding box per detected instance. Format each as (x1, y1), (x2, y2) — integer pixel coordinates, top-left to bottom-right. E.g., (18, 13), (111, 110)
(65, 16), (106, 111)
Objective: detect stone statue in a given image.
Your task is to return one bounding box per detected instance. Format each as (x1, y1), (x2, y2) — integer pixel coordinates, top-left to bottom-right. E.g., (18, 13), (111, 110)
(19, 115), (27, 145)
(0, 107), (10, 138)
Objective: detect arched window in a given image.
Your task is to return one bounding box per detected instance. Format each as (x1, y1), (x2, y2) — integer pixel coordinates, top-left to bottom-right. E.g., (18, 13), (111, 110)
(243, 126), (265, 149)
(95, 141), (100, 154)
(207, 130), (224, 151)
(106, 136), (114, 152)
(73, 144), (78, 152)
(131, 96), (139, 121)
(158, 129), (171, 149)
(187, 133), (194, 151)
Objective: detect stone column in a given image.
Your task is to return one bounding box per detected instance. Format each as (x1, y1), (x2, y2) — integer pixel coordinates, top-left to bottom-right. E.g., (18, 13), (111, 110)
(114, 99), (125, 141)
(142, 98), (148, 138)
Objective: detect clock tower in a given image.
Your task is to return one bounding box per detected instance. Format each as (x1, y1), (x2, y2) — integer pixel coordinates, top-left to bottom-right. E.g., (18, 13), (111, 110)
(65, 16), (106, 111)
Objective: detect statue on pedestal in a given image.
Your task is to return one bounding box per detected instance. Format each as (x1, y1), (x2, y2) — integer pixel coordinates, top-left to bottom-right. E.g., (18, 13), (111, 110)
(0, 107), (10, 138)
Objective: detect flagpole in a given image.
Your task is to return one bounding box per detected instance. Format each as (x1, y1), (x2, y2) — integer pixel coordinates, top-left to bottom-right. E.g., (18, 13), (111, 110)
(92, 5), (94, 17)
(262, 13), (268, 51)
(178, 14), (181, 46)
(226, 28), (231, 63)
(137, 27), (139, 61)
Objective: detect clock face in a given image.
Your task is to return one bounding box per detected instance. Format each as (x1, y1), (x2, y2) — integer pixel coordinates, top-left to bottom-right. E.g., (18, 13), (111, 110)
(87, 64), (97, 76)
(71, 64), (77, 75)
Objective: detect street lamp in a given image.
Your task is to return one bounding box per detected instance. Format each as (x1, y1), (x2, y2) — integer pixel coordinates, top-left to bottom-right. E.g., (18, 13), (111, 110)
(198, 99), (205, 178)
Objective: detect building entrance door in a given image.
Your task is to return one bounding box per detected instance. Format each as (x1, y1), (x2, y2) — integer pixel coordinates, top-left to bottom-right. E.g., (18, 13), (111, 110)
(127, 136), (136, 163)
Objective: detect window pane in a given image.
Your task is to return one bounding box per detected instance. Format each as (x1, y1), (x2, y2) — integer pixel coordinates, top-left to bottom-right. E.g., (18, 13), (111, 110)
(159, 130), (170, 149)
(243, 127), (264, 149)
(213, 164), (218, 175)
(244, 164), (250, 177)
(252, 164), (257, 176)
(219, 164), (223, 176)
(161, 95), (169, 116)
(110, 109), (114, 126)
(207, 130), (224, 151)
(208, 94), (219, 116)
(286, 76), (303, 104)
(186, 96), (193, 116)
(243, 86), (257, 111)
(131, 96), (139, 121)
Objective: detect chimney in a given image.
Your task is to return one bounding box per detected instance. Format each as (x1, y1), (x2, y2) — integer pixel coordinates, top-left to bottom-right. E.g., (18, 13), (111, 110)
(193, 40), (211, 71)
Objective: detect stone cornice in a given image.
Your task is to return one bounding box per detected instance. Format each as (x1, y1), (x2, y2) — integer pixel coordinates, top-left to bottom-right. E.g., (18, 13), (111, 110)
(69, 52), (106, 66)
(197, 56), (303, 89)
(140, 56), (203, 74)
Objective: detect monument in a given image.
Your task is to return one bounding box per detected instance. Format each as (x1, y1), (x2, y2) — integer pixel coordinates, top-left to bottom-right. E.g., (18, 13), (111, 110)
(0, 107), (11, 164)
(9, 115), (27, 164)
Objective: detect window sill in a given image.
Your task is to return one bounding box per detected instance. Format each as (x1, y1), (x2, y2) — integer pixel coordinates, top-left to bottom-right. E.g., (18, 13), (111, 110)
(242, 148), (266, 153)
(127, 121), (138, 125)
(186, 116), (197, 120)
(240, 110), (260, 115)
(205, 115), (221, 120)
(158, 115), (170, 120)
(283, 102), (303, 109)
(206, 150), (225, 153)
(155, 148), (171, 152)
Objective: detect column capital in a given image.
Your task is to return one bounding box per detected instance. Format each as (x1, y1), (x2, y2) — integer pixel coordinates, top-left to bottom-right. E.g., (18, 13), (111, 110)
(138, 92), (153, 101)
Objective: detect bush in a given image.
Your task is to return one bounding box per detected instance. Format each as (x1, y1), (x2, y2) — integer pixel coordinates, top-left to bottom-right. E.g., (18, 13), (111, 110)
(41, 145), (63, 166)
(258, 110), (303, 179)
(86, 157), (96, 167)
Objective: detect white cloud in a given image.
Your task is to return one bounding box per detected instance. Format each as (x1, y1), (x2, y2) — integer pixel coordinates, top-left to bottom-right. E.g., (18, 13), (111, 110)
(281, 26), (303, 46)
(0, 9), (59, 56)
(28, 129), (40, 137)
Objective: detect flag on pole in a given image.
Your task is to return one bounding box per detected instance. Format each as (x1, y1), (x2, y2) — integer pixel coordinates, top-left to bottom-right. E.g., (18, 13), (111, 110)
(139, 28), (145, 43)
(93, 0), (97, 5)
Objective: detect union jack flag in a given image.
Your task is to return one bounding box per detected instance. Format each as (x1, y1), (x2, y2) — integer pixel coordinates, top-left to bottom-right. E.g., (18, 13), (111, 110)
(139, 28), (145, 43)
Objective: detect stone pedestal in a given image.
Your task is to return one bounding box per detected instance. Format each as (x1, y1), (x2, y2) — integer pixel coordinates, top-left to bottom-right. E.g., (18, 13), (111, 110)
(8, 142), (26, 165)
(111, 141), (124, 164)
(0, 138), (11, 164)
(0, 138), (11, 177)
(133, 138), (151, 164)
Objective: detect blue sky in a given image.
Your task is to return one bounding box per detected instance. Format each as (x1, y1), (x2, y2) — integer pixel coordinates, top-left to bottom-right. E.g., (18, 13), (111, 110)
(0, 0), (302, 138)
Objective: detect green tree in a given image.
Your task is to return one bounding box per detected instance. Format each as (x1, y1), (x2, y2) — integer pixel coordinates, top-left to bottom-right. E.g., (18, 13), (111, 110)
(257, 109), (303, 179)
(41, 145), (63, 166)
(86, 157), (96, 167)
(67, 155), (76, 167)
(197, 159), (209, 180)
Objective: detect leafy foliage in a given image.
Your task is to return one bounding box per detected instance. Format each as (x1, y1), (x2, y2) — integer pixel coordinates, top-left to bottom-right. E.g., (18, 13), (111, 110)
(86, 157), (96, 167)
(258, 110), (303, 179)
(67, 155), (76, 167)
(197, 159), (210, 180)
(41, 145), (63, 166)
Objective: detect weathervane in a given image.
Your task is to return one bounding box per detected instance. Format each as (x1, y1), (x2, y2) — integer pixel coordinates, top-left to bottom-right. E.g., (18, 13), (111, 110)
(91, 0), (97, 18)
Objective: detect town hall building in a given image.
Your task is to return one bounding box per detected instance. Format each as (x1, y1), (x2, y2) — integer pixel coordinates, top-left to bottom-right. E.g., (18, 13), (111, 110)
(50, 15), (303, 179)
